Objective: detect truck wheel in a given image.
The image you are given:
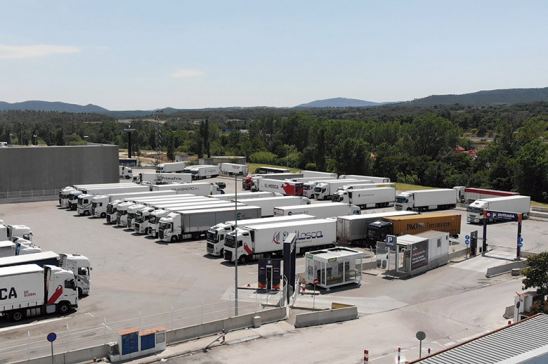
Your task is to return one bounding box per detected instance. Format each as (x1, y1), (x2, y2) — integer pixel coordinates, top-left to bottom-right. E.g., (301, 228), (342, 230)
(171, 236), (177, 243)
(238, 255), (248, 265)
(10, 310), (24, 322)
(57, 302), (70, 315)
(101, 212), (106, 218)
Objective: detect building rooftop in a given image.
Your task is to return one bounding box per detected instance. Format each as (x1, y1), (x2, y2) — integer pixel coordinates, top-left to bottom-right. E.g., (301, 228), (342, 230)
(307, 247), (363, 260)
(412, 314), (548, 364)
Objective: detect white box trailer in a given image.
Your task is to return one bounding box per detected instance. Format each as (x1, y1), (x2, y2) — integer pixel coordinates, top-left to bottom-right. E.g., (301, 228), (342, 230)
(246, 173), (303, 191)
(183, 165), (220, 180)
(395, 189), (457, 211)
(151, 182), (223, 195)
(139, 172), (193, 184)
(76, 185), (150, 214)
(0, 264), (78, 322)
(238, 196), (309, 217)
(212, 191), (277, 201)
(274, 202), (360, 218)
(302, 179), (340, 198)
(223, 218), (336, 263)
(338, 182), (396, 191)
(301, 170), (338, 179)
(332, 187), (396, 209)
(336, 211), (417, 246)
(339, 175), (390, 183)
(0, 224), (33, 241)
(220, 163), (248, 176)
(126, 194), (196, 204)
(467, 195), (531, 224)
(254, 178), (303, 196)
(157, 161), (187, 173)
(206, 214), (315, 256)
(0, 240), (41, 257)
(158, 205), (262, 242)
(90, 190), (177, 217)
(313, 179), (364, 200)
(145, 197), (218, 209)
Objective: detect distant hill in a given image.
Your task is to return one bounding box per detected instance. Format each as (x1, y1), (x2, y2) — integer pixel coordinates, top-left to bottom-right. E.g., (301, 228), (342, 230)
(0, 100), (109, 113)
(402, 87), (548, 107)
(295, 97), (381, 108)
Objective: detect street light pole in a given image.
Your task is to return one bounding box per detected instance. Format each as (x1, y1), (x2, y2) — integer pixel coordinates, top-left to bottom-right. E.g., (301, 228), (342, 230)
(234, 173), (239, 316)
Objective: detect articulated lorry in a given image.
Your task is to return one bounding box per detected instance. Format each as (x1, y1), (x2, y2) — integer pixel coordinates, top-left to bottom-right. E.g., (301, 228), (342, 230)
(454, 187), (519, 204)
(243, 172), (303, 190)
(105, 195), (201, 223)
(158, 205), (262, 242)
(91, 190), (177, 218)
(332, 187), (396, 209)
(74, 184), (149, 213)
(274, 202), (360, 217)
(395, 189), (457, 211)
(0, 239), (41, 257)
(238, 196), (309, 217)
(336, 211), (417, 246)
(206, 214), (315, 256)
(138, 172), (192, 185)
(156, 161), (187, 173)
(223, 218), (336, 263)
(0, 264), (78, 322)
(302, 179), (340, 198)
(366, 212), (461, 245)
(183, 165), (220, 179)
(467, 195), (530, 224)
(339, 175), (390, 183)
(152, 181), (223, 195)
(59, 186), (76, 208)
(0, 223), (33, 241)
(220, 163), (248, 176)
(313, 179), (364, 200)
(0, 251), (91, 296)
(337, 182), (396, 191)
(253, 178), (304, 196)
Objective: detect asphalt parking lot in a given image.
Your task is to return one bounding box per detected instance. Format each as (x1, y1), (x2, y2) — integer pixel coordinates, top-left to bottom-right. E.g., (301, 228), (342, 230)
(0, 177), (546, 362)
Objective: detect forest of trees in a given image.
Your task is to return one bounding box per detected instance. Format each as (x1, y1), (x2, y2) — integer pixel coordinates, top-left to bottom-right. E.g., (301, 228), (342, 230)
(0, 103), (546, 202)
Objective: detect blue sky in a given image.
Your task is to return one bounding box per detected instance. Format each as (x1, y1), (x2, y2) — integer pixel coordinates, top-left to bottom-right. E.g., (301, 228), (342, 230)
(0, 0), (547, 110)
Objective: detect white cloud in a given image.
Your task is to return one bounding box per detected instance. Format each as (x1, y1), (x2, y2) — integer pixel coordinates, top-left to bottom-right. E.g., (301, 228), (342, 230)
(0, 44), (80, 59)
(171, 68), (205, 79)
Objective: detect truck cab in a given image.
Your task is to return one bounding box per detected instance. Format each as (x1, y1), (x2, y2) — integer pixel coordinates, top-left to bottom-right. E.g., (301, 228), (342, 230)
(59, 186), (76, 207)
(133, 207), (156, 233)
(68, 190), (83, 210)
(395, 192), (412, 210)
(115, 201), (134, 226)
(206, 222), (234, 256)
(147, 209), (170, 237)
(313, 182), (330, 200)
(126, 204), (145, 228)
(59, 253), (92, 296)
(106, 200), (123, 223)
(366, 220), (392, 246)
(333, 190), (349, 203)
(467, 200), (488, 224)
(223, 228), (247, 263)
(91, 195), (109, 218)
(158, 213), (179, 242)
(0, 224), (33, 241)
(47, 265), (79, 311)
(77, 194), (94, 216)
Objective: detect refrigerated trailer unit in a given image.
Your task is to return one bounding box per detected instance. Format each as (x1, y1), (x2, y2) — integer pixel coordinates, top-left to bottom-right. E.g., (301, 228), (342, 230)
(301, 170), (338, 179)
(220, 163), (248, 176)
(243, 173), (303, 191)
(91, 190), (178, 218)
(454, 186), (519, 204)
(336, 211), (418, 246)
(467, 195), (530, 224)
(223, 218), (336, 263)
(237, 196), (309, 217)
(339, 175), (390, 183)
(156, 161), (187, 173)
(152, 182), (223, 195)
(312, 179), (364, 200)
(395, 189), (457, 211)
(0, 264), (78, 322)
(158, 205), (262, 242)
(332, 187), (396, 209)
(254, 179), (304, 196)
(212, 191), (277, 201)
(274, 202), (360, 218)
(138, 172), (193, 185)
(182, 165), (220, 180)
(206, 214), (315, 256)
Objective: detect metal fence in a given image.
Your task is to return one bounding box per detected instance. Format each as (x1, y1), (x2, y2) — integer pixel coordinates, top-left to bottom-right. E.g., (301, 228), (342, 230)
(0, 189), (59, 204)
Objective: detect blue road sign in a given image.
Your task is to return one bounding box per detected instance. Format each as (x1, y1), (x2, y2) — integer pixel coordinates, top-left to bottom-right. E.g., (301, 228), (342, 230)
(518, 241), (524, 248)
(465, 235), (470, 240)
(386, 235), (396, 247)
(465, 240), (470, 246)
(519, 236), (524, 243)
(47, 332), (57, 342)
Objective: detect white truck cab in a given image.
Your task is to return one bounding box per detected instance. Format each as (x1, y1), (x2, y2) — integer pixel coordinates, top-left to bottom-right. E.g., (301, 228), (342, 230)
(91, 195), (109, 218)
(125, 203), (145, 228)
(59, 186), (76, 207)
(68, 190), (83, 210)
(133, 206), (156, 233)
(106, 200), (123, 223)
(114, 201), (134, 226)
(60, 253), (92, 296)
(147, 209), (171, 237)
(0, 224), (33, 241)
(77, 194), (94, 216)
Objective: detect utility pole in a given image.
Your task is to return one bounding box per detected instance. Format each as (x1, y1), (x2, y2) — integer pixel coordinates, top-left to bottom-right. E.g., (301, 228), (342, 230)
(234, 173), (239, 316)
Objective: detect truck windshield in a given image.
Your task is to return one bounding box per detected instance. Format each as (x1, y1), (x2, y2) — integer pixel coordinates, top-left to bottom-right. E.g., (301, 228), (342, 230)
(92, 202), (97, 208)
(225, 234), (236, 248)
(395, 196), (408, 203)
(206, 230), (217, 242)
(149, 216), (157, 224)
(314, 187), (321, 192)
(159, 222), (171, 230)
(467, 206), (483, 214)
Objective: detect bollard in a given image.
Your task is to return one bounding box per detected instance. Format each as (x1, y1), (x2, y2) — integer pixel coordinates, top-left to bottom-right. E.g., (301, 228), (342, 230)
(397, 347), (401, 364)
(363, 349), (369, 364)
(428, 348), (431, 355)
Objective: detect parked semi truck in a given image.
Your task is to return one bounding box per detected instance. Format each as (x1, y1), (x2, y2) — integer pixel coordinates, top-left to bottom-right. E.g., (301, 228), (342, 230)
(0, 251), (91, 296)
(91, 190), (177, 218)
(156, 161), (187, 173)
(454, 186), (519, 204)
(220, 163), (248, 176)
(238, 196), (309, 217)
(153, 182), (223, 195)
(0, 239), (41, 257)
(253, 178), (304, 196)
(366, 212), (462, 245)
(158, 205), (262, 242)
(243, 173), (303, 190)
(183, 165), (220, 179)
(467, 195), (530, 224)
(274, 202), (360, 218)
(313, 179), (364, 200)
(105, 195), (200, 223)
(336, 211), (417, 246)
(75, 184), (149, 214)
(206, 214), (315, 256)
(338, 182), (396, 191)
(332, 187), (396, 209)
(59, 186), (76, 208)
(340, 175), (390, 183)
(302, 179), (339, 198)
(223, 218), (336, 263)
(0, 264), (78, 321)
(138, 172), (192, 185)
(0, 224), (33, 241)
(395, 189), (457, 211)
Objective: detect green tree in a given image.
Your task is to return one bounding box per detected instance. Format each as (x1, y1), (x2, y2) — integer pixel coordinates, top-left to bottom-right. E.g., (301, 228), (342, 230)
(514, 139), (548, 201)
(522, 252), (548, 309)
(55, 129), (65, 145)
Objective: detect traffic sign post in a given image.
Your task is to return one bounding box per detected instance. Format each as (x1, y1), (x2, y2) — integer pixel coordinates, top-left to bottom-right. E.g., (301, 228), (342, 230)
(313, 278), (319, 309)
(47, 332), (57, 364)
(516, 213), (523, 261)
(416, 331), (426, 359)
(363, 349), (369, 364)
(482, 210), (488, 255)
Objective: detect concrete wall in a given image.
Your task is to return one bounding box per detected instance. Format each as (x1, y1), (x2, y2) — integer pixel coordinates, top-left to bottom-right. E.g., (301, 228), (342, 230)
(485, 260), (527, 278)
(292, 305), (358, 328)
(0, 144), (118, 202)
(11, 344), (110, 364)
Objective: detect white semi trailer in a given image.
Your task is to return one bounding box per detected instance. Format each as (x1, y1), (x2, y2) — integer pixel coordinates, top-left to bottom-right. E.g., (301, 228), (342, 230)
(156, 161), (187, 173)
(0, 224), (33, 241)
(206, 214), (315, 257)
(238, 196), (309, 217)
(301, 171), (338, 179)
(76, 185), (150, 215)
(467, 195), (531, 224)
(58, 186), (76, 208)
(212, 191), (277, 201)
(158, 205), (262, 242)
(105, 195), (201, 223)
(313, 179), (364, 200)
(220, 163), (248, 176)
(183, 165), (220, 179)
(151, 182), (224, 195)
(0, 239), (41, 257)
(332, 187), (396, 209)
(223, 218), (336, 263)
(0, 264), (78, 322)
(138, 172), (193, 184)
(395, 189), (457, 211)
(91, 190), (177, 218)
(274, 202), (360, 217)
(340, 175), (391, 183)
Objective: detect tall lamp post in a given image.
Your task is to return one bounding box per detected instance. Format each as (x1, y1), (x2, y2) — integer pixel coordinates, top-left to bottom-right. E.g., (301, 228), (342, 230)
(234, 173), (239, 316)
(124, 125), (135, 158)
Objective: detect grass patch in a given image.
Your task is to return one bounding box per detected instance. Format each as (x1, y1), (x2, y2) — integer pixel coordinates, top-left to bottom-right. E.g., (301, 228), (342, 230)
(395, 183), (434, 191)
(531, 200), (548, 208)
(247, 163), (300, 174)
